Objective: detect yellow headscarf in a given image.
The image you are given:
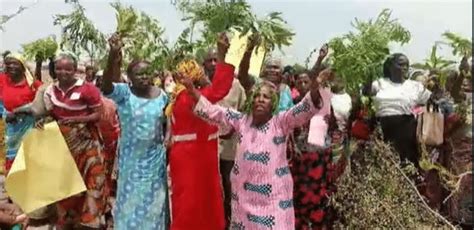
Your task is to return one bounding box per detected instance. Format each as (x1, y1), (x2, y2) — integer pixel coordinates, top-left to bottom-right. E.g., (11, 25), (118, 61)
(165, 59), (205, 117)
(5, 53), (34, 86)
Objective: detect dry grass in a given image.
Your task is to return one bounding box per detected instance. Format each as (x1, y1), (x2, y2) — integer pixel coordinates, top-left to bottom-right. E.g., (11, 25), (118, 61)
(331, 131), (456, 229)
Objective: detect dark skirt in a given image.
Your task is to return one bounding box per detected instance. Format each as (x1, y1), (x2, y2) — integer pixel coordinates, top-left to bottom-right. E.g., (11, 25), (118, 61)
(379, 115), (420, 167)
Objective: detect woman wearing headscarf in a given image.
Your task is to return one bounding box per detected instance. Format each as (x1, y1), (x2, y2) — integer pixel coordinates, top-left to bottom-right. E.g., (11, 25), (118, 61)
(102, 34), (169, 230)
(0, 53), (42, 174)
(166, 33), (234, 230)
(177, 58), (326, 228)
(370, 53), (432, 168)
(43, 52), (106, 229)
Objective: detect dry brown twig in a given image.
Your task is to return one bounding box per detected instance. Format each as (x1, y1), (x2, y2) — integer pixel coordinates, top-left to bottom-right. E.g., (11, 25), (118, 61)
(386, 144), (458, 230)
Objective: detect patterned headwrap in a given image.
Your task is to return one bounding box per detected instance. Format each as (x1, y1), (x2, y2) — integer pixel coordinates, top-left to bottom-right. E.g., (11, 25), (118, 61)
(165, 59), (206, 117)
(5, 53), (34, 86)
(243, 80), (280, 115)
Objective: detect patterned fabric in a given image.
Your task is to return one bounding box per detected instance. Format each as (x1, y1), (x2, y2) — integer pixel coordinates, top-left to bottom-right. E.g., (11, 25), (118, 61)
(106, 83), (169, 230)
(243, 151), (270, 165)
(4, 112), (35, 173)
(97, 96), (120, 219)
(290, 149), (337, 229)
(193, 92), (322, 229)
(56, 123), (106, 228)
(165, 59), (205, 117)
(290, 98), (349, 229)
(0, 101), (4, 117)
(247, 214), (275, 228)
(218, 79), (247, 161)
(0, 115), (5, 175)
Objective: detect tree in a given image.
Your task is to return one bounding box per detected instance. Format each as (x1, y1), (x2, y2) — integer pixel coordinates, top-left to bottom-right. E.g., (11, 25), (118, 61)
(329, 9), (411, 94)
(176, 0), (294, 54)
(411, 43), (456, 74)
(53, 3), (107, 65)
(178, 0), (253, 46)
(441, 31), (472, 58)
(22, 36), (59, 62)
(238, 12), (295, 54)
(411, 43), (457, 87)
(111, 2), (167, 70)
(0, 1), (38, 31)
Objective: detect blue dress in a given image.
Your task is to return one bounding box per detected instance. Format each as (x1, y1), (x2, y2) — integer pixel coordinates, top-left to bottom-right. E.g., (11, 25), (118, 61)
(106, 83), (169, 230)
(278, 84), (294, 112)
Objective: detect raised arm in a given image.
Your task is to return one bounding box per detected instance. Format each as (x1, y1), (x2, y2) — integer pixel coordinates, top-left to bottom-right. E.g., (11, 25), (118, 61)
(309, 44), (328, 80)
(102, 33), (123, 95)
(34, 56), (42, 82)
(279, 68), (325, 133)
(201, 33), (235, 103)
(178, 73), (242, 131)
(238, 34), (259, 93)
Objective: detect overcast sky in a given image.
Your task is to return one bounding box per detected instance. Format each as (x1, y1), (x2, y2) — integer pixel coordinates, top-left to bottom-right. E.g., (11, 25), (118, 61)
(0, 0), (472, 65)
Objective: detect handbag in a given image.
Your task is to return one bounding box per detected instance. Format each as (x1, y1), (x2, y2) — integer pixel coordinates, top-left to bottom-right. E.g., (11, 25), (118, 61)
(417, 101), (444, 146)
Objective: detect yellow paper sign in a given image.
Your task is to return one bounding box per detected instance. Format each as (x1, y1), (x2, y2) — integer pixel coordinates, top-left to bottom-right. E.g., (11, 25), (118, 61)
(5, 122), (86, 214)
(225, 30), (266, 78)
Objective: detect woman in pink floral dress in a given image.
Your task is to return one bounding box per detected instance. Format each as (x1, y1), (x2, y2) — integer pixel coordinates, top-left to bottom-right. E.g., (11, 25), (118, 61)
(177, 71), (325, 229)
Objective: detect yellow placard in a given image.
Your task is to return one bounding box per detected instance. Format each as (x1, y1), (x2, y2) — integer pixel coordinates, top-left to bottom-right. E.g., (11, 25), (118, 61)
(225, 30), (266, 78)
(5, 122), (86, 214)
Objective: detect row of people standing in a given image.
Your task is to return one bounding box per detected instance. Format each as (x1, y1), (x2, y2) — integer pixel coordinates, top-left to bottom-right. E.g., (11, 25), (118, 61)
(0, 32), (350, 230)
(2, 31), (458, 229)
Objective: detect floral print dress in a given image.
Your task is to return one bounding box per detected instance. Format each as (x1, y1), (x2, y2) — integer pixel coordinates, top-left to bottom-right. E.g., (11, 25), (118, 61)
(106, 83), (169, 230)
(193, 92), (322, 229)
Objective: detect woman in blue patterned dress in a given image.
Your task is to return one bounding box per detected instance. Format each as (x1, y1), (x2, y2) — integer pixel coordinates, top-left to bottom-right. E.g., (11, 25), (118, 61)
(102, 34), (169, 229)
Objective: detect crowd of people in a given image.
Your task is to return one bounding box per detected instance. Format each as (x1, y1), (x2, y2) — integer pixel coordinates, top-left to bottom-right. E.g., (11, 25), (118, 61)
(0, 30), (471, 230)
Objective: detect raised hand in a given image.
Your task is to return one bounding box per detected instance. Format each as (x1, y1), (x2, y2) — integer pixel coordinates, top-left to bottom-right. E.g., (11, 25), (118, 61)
(316, 68), (333, 87)
(175, 72), (201, 101)
(216, 32), (230, 62)
(319, 43), (329, 59)
(459, 56), (470, 72)
(108, 33), (123, 53)
(175, 72), (194, 90)
(246, 33), (260, 52)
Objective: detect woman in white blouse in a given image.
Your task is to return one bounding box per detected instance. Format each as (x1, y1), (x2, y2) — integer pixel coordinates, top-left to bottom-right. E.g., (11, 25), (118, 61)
(371, 53), (432, 168)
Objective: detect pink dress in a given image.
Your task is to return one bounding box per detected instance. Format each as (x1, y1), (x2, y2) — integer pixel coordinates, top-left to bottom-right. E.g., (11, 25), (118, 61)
(193, 92), (321, 229)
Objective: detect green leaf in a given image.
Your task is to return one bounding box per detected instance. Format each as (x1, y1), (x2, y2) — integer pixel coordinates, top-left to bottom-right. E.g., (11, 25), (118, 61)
(441, 31), (472, 57)
(111, 2), (138, 37)
(53, 3), (106, 64)
(328, 8), (411, 95)
(22, 36), (58, 61)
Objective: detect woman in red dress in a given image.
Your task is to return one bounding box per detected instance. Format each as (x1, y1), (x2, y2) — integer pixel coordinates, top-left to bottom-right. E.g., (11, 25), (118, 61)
(166, 33), (234, 230)
(0, 53), (42, 173)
